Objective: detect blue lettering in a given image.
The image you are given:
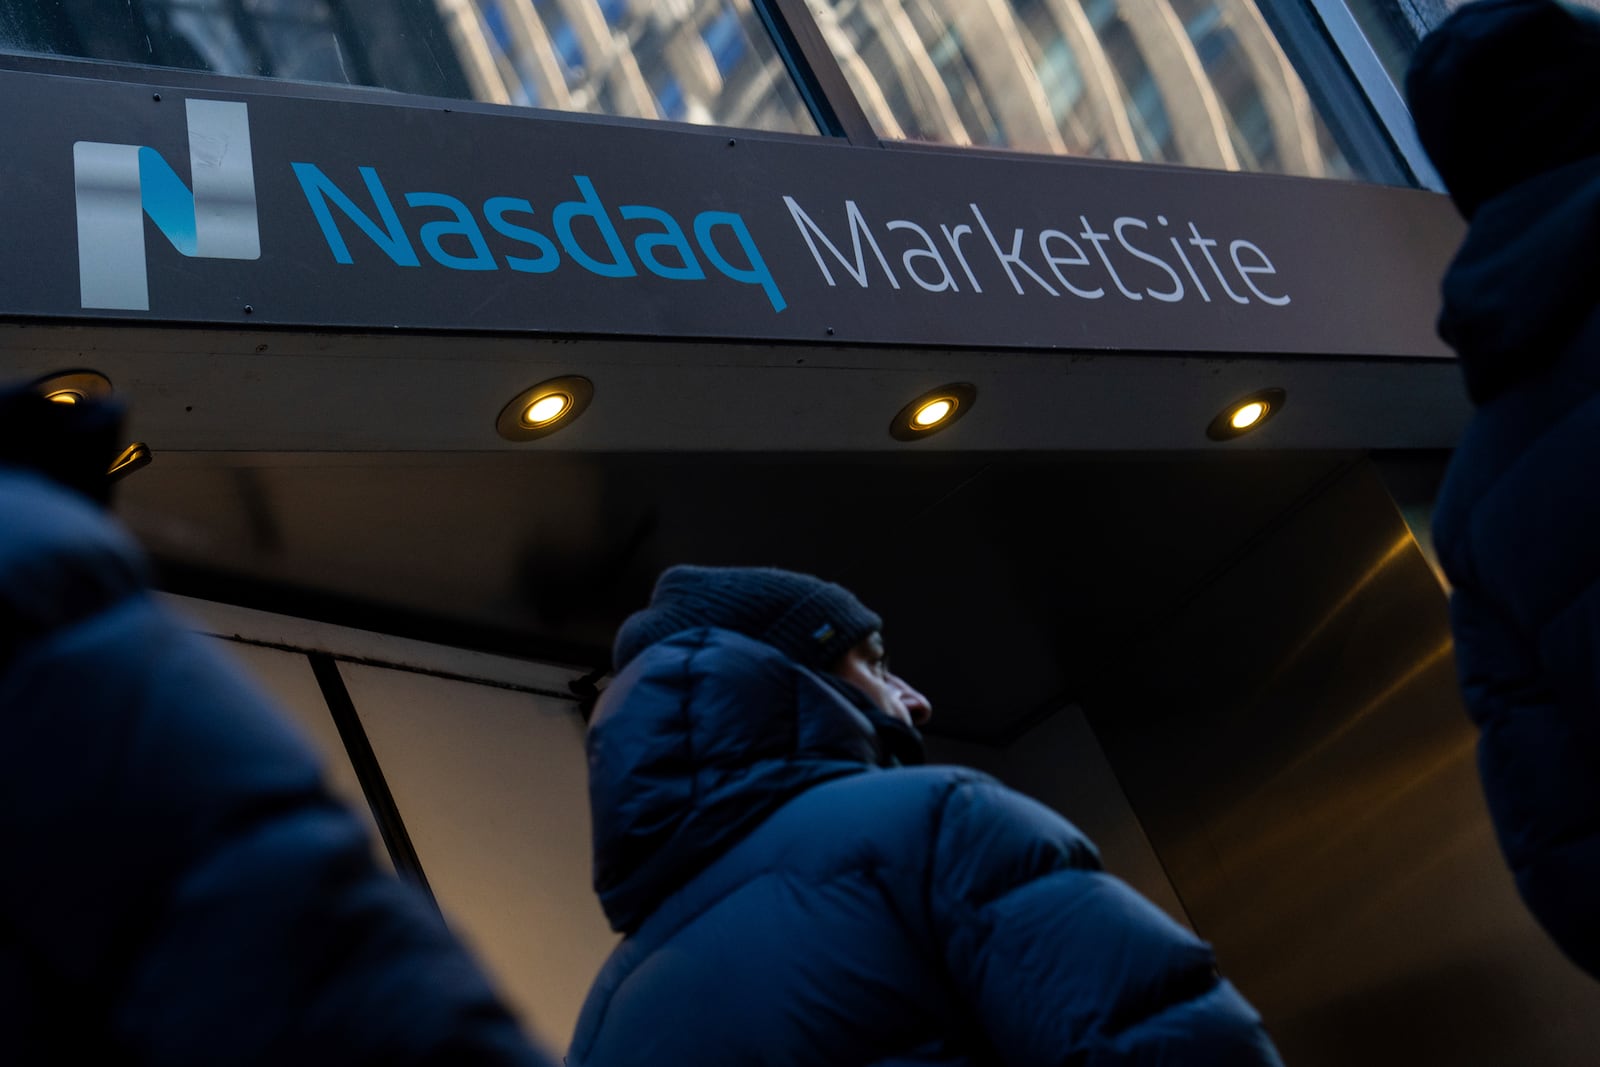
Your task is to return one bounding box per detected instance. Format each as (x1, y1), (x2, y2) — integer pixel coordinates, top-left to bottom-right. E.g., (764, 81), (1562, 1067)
(552, 175), (635, 278)
(290, 162), (419, 267)
(693, 211), (785, 312)
(136, 147), (198, 255)
(405, 191), (497, 271)
(485, 197), (560, 273)
(620, 205), (705, 280)
(290, 165), (786, 314)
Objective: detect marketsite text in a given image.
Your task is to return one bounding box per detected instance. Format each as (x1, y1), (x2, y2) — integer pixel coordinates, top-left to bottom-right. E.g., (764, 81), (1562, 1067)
(291, 166), (1293, 314)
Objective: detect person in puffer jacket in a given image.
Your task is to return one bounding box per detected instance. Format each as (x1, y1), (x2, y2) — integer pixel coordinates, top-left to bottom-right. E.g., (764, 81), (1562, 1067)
(0, 382), (557, 1066)
(571, 564), (1282, 1066)
(1406, 0), (1600, 982)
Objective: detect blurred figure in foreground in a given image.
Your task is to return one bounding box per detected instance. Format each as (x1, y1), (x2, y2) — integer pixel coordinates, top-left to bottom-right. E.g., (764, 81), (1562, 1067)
(1408, 0), (1600, 980)
(0, 382), (556, 1065)
(571, 564), (1283, 1065)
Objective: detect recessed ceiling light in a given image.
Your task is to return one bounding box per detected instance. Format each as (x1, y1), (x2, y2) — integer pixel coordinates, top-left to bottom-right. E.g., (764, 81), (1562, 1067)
(496, 376), (593, 442)
(524, 393), (571, 426)
(1208, 388), (1286, 441)
(891, 383), (976, 441)
(913, 398), (954, 427)
(33, 370), (113, 406)
(1230, 402), (1266, 429)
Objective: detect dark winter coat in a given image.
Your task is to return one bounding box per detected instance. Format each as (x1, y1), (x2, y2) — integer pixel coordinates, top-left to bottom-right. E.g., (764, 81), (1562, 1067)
(0, 393), (555, 1065)
(571, 626), (1283, 1066)
(1409, 0), (1600, 981)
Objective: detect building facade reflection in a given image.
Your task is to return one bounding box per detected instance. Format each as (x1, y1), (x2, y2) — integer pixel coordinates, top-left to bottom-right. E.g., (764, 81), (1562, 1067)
(807, 0), (1352, 176)
(6, 0), (1355, 177)
(0, 0), (817, 135)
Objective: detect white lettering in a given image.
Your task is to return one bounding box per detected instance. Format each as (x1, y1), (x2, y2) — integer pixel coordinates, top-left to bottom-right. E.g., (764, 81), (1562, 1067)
(1038, 229), (1104, 299)
(971, 204), (1059, 296)
(783, 196), (900, 289)
(939, 224), (984, 293)
(1114, 217), (1183, 303)
(1230, 240), (1290, 306)
(887, 219), (959, 292)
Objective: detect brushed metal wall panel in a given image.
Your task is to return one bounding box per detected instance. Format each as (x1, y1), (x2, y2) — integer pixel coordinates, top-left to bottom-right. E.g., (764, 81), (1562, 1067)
(1087, 459), (1600, 1065)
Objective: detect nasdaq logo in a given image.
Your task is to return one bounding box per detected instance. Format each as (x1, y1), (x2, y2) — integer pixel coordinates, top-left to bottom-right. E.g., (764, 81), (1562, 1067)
(74, 99), (260, 310)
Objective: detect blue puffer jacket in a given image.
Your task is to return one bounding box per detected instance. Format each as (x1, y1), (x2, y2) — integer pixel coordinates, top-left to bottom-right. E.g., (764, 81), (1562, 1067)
(1410, 0), (1600, 981)
(571, 627), (1282, 1066)
(0, 454), (555, 1065)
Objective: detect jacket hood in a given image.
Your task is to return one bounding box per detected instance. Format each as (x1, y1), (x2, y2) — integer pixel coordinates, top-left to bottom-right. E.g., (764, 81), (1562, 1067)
(0, 383), (125, 505)
(586, 627), (907, 933)
(1407, 0), (1600, 403)
(1408, 0), (1600, 221)
(1, 385), (142, 660)
(1434, 155), (1600, 404)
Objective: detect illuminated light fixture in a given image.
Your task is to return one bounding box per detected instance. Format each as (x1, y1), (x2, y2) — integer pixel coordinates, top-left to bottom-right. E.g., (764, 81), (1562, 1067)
(32, 369), (113, 407)
(524, 393), (571, 426)
(890, 383), (977, 441)
(913, 398), (954, 427)
(1230, 402), (1266, 430)
(107, 442), (154, 482)
(1207, 388), (1286, 442)
(496, 375), (593, 442)
(25, 371), (148, 482)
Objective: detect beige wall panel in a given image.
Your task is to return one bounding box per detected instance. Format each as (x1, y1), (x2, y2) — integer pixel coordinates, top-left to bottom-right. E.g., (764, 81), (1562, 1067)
(339, 663), (614, 1051)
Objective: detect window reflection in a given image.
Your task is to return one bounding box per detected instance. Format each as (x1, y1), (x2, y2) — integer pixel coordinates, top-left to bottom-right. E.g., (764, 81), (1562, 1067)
(807, 0), (1354, 178)
(0, 0), (817, 136)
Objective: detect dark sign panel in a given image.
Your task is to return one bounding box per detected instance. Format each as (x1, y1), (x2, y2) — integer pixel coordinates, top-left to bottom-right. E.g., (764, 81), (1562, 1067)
(0, 69), (1460, 357)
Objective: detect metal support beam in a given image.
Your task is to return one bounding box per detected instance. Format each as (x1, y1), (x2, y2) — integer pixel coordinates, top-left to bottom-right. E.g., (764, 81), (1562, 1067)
(1253, 0), (1416, 187)
(752, 0), (881, 144)
(1302, 0), (1443, 189)
(310, 651), (439, 907)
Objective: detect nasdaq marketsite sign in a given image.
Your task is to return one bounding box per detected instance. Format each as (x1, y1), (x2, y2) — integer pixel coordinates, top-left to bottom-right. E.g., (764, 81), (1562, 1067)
(0, 69), (1461, 358)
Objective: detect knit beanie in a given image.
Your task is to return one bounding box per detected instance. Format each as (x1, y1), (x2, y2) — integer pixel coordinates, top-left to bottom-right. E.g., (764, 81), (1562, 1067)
(0, 383), (125, 506)
(612, 565), (882, 673)
(1407, 0), (1600, 220)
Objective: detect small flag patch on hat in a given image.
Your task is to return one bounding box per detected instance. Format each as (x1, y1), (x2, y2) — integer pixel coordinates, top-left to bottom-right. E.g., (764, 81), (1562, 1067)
(812, 623), (836, 643)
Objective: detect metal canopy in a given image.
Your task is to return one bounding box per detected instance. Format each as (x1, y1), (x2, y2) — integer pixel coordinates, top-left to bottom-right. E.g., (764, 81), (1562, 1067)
(0, 321), (1463, 743)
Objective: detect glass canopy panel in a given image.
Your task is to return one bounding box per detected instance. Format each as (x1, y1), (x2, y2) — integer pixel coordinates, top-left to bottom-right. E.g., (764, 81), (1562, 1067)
(0, 0), (818, 136)
(804, 0), (1358, 179)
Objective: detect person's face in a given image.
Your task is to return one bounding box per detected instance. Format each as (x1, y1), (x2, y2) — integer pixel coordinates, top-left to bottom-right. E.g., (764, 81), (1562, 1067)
(829, 632), (932, 728)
